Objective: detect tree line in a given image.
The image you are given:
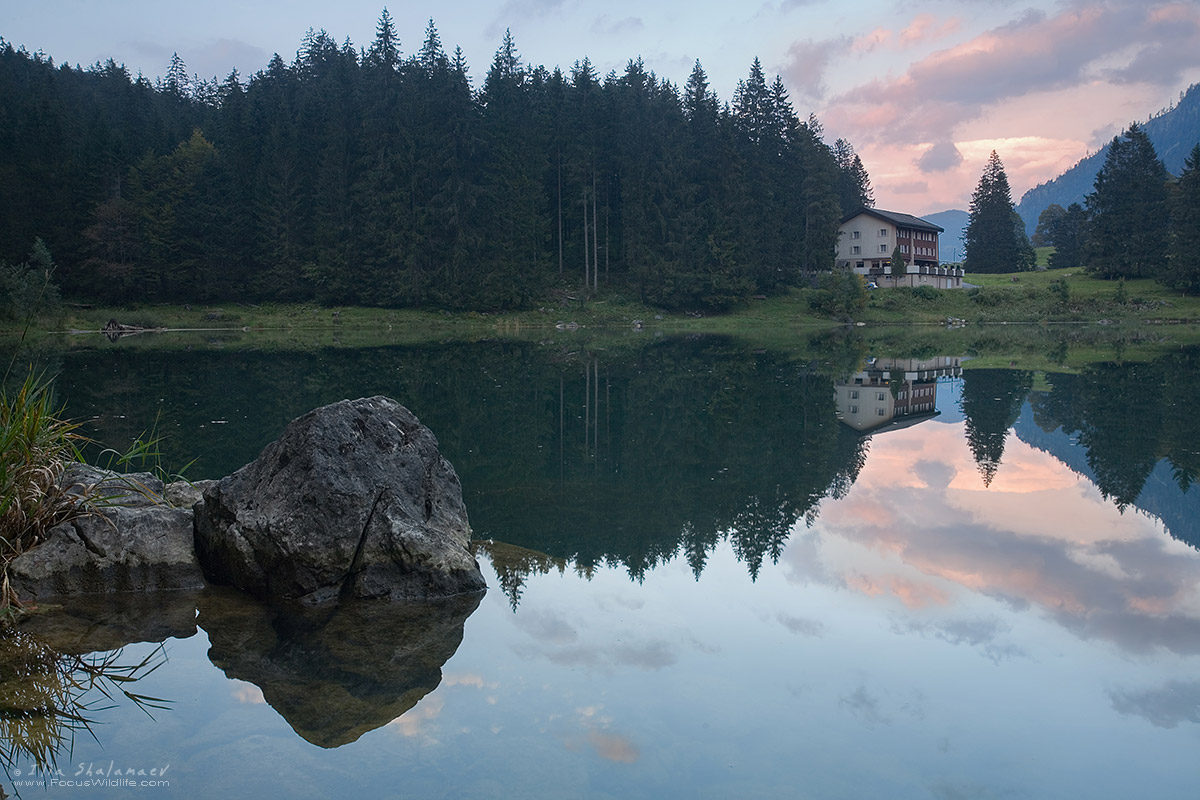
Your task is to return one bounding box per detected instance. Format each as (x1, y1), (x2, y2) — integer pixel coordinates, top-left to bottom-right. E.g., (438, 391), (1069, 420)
(968, 125), (1200, 289)
(0, 12), (874, 312)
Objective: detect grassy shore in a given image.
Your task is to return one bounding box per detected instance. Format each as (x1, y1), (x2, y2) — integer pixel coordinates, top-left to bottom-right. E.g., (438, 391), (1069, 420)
(7, 267), (1200, 351)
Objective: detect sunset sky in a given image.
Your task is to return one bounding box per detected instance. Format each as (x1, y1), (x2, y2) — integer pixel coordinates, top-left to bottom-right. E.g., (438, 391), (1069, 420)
(6, 0), (1200, 214)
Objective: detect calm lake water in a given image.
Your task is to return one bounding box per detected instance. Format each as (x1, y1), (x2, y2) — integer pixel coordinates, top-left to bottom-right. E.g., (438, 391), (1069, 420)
(5, 331), (1200, 798)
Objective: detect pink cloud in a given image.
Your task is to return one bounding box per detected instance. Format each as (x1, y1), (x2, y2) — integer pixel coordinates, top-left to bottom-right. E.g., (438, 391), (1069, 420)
(826, 2), (1200, 146)
(900, 14), (961, 47)
(852, 27), (891, 54)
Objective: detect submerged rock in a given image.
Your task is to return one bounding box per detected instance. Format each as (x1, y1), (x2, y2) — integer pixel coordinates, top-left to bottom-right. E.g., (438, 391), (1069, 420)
(193, 396), (486, 603)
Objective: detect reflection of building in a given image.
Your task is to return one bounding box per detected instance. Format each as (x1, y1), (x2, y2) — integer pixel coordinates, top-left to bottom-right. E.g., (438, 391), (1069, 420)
(836, 209), (964, 289)
(835, 356), (963, 433)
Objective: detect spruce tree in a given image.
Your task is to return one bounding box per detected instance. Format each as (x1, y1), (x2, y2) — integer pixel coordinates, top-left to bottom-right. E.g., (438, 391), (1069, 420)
(1048, 202), (1087, 269)
(1083, 122), (1169, 279)
(964, 151), (1026, 273)
(1165, 143), (1200, 293)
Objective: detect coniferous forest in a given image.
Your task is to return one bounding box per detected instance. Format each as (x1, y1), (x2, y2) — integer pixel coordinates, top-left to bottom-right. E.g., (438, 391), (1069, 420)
(0, 13), (875, 312)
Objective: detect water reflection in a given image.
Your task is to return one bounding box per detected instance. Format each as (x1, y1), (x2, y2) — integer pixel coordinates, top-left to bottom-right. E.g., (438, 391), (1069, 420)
(5, 334), (1200, 796)
(833, 355), (962, 432)
(198, 590), (481, 748)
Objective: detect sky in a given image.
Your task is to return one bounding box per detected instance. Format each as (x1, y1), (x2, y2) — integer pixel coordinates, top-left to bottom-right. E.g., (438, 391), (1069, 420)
(5, 0), (1200, 214)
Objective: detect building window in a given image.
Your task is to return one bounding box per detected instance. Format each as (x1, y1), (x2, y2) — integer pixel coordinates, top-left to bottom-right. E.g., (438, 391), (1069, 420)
(880, 245), (888, 253)
(849, 390), (859, 399)
(851, 246), (861, 254)
(879, 229), (887, 237)
(876, 392), (886, 401)
(851, 230), (861, 239)
(849, 405), (858, 414)
(876, 408), (886, 416)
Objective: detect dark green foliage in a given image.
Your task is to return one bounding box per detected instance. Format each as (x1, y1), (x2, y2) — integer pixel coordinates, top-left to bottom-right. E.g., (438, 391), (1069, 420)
(1, 27), (854, 312)
(808, 269), (866, 318)
(0, 239), (61, 321)
(1084, 123), (1170, 279)
(1164, 144), (1200, 293)
(832, 138), (873, 215)
(964, 152), (1030, 273)
(1047, 202), (1087, 270)
(960, 369), (1033, 486)
(1033, 204), (1065, 247)
(1049, 277), (1069, 305)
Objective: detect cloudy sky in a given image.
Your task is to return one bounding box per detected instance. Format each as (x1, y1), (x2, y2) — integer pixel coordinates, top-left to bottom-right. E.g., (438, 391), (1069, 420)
(6, 0), (1200, 213)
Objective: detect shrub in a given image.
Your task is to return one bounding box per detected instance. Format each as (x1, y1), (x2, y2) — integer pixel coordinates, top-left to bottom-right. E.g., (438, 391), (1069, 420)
(809, 270), (867, 318)
(912, 285), (940, 301)
(1049, 278), (1070, 305)
(967, 287), (1007, 306)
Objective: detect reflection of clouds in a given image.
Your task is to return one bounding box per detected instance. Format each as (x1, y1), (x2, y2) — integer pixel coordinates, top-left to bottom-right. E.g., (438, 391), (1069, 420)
(231, 681), (265, 705)
(387, 695), (445, 739)
(566, 705), (640, 763)
(1109, 681), (1200, 728)
(587, 731), (639, 763)
(777, 612), (824, 637)
(894, 617), (1029, 664)
(839, 684), (890, 727)
(789, 423), (1200, 656)
(513, 609), (579, 645)
(443, 673), (498, 690)
(846, 573), (949, 608)
(516, 637), (678, 672)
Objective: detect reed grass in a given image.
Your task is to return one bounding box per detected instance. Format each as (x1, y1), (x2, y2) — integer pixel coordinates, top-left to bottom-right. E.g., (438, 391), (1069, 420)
(0, 370), (91, 613)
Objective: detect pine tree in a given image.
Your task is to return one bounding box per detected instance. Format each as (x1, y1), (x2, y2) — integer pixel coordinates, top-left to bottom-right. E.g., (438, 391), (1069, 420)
(832, 138), (873, 214)
(964, 151), (1026, 273)
(1164, 144), (1200, 293)
(1083, 122), (1169, 279)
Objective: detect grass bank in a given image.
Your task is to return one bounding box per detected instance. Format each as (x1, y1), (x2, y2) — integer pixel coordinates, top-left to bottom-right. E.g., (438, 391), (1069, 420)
(7, 268), (1200, 352)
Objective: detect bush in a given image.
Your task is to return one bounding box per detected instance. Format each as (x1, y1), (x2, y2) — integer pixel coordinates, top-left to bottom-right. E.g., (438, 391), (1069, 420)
(911, 285), (940, 301)
(1049, 278), (1070, 305)
(0, 240), (61, 322)
(809, 270), (867, 318)
(967, 287), (1007, 306)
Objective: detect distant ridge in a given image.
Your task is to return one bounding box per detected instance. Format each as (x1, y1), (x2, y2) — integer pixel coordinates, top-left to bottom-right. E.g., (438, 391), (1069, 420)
(1015, 83), (1200, 235)
(924, 209), (969, 262)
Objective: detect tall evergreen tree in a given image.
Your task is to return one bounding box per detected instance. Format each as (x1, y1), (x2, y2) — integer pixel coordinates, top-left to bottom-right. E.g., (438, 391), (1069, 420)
(964, 151), (1027, 273)
(832, 138), (873, 214)
(1083, 122), (1170, 279)
(1164, 143), (1200, 293)
(1047, 202), (1087, 270)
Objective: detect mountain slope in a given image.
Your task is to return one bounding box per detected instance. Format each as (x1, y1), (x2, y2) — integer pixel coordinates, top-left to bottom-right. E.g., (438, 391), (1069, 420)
(1015, 83), (1200, 235)
(924, 209), (969, 262)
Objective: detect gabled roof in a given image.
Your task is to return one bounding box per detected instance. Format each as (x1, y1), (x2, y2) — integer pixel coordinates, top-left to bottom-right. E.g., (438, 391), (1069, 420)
(841, 208), (944, 233)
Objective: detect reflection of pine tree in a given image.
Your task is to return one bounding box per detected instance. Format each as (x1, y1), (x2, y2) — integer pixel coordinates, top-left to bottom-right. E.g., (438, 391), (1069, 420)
(1075, 362), (1162, 510)
(960, 369), (1033, 486)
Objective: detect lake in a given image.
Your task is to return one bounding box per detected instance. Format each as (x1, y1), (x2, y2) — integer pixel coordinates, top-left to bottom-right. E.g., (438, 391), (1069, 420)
(4, 329), (1200, 799)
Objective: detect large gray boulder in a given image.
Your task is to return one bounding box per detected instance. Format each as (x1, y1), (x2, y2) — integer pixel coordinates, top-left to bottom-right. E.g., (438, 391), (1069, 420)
(193, 396), (485, 603)
(9, 467), (206, 601)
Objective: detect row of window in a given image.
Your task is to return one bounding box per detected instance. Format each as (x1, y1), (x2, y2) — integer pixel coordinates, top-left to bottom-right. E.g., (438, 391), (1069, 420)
(847, 390), (888, 401)
(848, 229), (892, 239)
